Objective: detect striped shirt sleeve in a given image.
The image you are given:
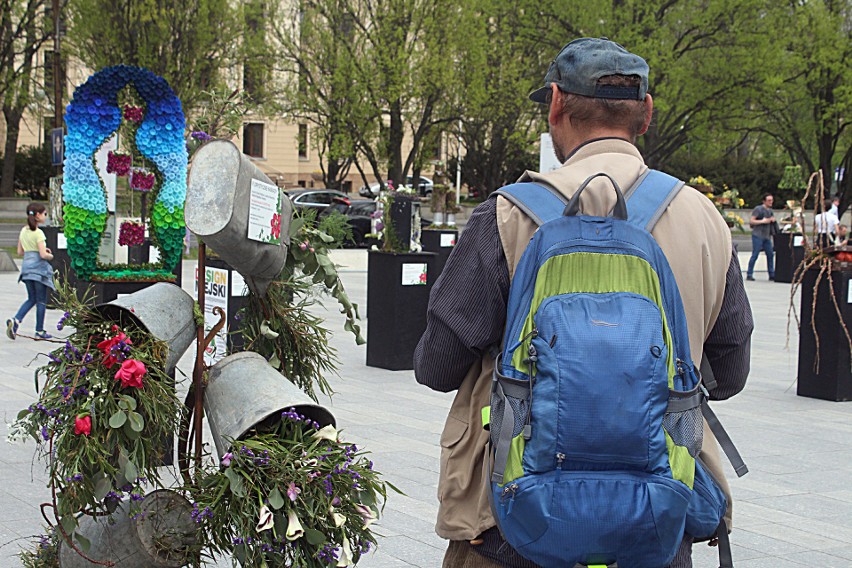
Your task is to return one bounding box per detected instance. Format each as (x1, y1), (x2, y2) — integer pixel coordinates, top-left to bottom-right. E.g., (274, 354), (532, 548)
(414, 198), (509, 392)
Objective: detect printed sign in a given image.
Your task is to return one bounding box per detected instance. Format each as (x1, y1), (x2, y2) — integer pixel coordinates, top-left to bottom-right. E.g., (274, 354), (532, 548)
(231, 271), (249, 297)
(793, 236), (804, 247)
(248, 178), (282, 244)
(848, 280), (852, 304)
(539, 133), (561, 173)
(440, 233), (456, 247)
(50, 128), (64, 166)
(194, 265), (229, 365)
(401, 263), (428, 286)
(57, 233), (67, 250)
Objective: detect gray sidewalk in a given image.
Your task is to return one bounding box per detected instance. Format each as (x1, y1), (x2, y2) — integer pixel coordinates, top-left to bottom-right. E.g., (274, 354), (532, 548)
(0, 250), (851, 566)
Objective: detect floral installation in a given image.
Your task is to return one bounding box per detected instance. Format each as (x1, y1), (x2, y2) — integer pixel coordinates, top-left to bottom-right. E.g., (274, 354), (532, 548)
(241, 212), (365, 402)
(191, 408), (396, 567)
(8, 281), (183, 558)
(690, 176), (746, 231)
(63, 65), (187, 281)
(105, 151), (131, 177)
(118, 220), (145, 247)
(129, 167), (156, 192)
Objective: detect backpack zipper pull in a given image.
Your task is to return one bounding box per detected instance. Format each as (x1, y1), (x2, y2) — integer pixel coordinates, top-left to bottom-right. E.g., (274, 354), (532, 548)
(676, 358), (685, 376)
(501, 483), (519, 501)
(556, 453), (565, 470)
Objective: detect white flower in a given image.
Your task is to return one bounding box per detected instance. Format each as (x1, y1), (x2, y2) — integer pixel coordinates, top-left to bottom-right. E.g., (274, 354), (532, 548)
(286, 510), (304, 541)
(255, 505), (274, 532)
(355, 503), (377, 529)
(312, 424), (338, 442)
(330, 508), (346, 527)
(336, 537), (354, 567)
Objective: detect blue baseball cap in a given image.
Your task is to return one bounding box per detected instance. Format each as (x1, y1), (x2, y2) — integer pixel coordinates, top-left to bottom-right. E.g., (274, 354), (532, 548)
(529, 38), (649, 103)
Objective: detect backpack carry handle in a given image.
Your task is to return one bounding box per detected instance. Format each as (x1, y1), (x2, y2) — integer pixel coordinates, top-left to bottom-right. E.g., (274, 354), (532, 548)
(563, 173), (628, 220)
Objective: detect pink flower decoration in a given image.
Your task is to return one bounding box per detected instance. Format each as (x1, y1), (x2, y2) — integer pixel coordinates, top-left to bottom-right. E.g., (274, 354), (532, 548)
(123, 105), (144, 122)
(130, 169), (155, 191)
(115, 359), (147, 389)
(119, 221), (145, 246)
(106, 152), (131, 177)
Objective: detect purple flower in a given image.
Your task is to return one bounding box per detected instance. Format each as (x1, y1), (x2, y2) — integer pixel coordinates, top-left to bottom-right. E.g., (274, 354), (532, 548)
(191, 131), (212, 142)
(287, 481), (301, 502)
(221, 452), (233, 467)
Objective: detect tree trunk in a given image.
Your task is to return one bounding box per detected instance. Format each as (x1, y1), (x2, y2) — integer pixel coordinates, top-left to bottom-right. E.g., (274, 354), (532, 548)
(0, 106), (23, 198)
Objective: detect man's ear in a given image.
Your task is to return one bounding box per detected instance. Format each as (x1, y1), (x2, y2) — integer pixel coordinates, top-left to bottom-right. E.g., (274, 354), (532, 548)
(548, 84), (563, 127)
(637, 93), (653, 136)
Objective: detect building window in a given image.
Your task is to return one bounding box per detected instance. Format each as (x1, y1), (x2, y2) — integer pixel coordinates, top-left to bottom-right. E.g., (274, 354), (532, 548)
(243, 123), (264, 158)
(298, 124), (308, 159)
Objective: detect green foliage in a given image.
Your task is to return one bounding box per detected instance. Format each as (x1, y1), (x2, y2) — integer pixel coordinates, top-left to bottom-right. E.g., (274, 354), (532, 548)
(65, 0), (240, 114)
(4, 143), (52, 199)
(192, 416), (397, 567)
(8, 279), (182, 551)
(663, 154), (785, 209)
(17, 527), (60, 568)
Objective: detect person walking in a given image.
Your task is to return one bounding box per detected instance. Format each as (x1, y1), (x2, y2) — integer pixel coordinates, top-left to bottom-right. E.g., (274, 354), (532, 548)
(414, 37), (752, 568)
(814, 198), (840, 248)
(747, 193), (776, 281)
(6, 203), (55, 340)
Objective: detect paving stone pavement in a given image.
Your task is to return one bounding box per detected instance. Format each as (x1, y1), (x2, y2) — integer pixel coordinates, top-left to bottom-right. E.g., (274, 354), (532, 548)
(0, 249), (850, 567)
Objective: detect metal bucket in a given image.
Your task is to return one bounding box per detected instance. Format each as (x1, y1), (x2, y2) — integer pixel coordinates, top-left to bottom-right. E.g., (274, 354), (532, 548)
(58, 489), (196, 567)
(204, 351), (336, 460)
(94, 282), (196, 374)
(185, 140), (293, 296)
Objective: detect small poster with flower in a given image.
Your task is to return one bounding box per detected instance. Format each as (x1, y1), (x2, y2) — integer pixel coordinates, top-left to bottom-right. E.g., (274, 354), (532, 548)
(401, 263), (428, 286)
(248, 179), (282, 244)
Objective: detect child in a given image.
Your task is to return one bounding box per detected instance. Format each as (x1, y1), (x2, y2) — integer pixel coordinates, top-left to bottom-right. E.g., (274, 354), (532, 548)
(6, 203), (55, 340)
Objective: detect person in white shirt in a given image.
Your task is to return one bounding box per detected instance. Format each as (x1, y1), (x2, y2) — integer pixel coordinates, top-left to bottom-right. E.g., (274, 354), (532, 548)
(815, 198), (840, 247)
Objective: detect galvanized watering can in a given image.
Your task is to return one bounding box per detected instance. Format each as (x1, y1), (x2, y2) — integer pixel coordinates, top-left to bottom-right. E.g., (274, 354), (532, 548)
(58, 489), (196, 567)
(204, 351), (336, 460)
(185, 140), (293, 296)
(94, 282), (197, 374)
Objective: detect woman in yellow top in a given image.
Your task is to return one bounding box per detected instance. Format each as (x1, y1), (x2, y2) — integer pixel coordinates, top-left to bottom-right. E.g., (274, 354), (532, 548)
(6, 203), (55, 340)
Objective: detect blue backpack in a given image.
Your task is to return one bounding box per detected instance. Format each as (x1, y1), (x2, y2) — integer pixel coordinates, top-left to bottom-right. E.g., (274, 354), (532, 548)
(486, 170), (747, 568)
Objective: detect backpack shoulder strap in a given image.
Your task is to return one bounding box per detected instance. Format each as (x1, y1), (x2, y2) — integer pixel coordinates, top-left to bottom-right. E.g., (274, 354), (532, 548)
(625, 169), (685, 233)
(493, 182), (568, 227)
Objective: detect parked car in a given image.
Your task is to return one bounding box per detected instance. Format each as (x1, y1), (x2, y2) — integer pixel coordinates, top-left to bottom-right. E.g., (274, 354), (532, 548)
(285, 189), (350, 213)
(318, 198), (377, 247)
(358, 176), (434, 198)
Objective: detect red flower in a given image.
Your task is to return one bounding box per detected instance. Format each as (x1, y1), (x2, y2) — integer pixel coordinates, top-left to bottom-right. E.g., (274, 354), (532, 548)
(115, 359), (146, 389)
(74, 415), (91, 436)
(123, 104), (144, 123)
(97, 330), (132, 368)
(419, 272), (427, 283)
(270, 213), (281, 240)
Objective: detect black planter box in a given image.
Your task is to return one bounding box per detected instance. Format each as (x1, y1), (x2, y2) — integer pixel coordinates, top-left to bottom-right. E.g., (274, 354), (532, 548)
(798, 268), (852, 401)
(366, 250), (437, 370)
(421, 229), (458, 279)
(127, 240), (151, 265)
(42, 226), (77, 307)
(774, 233), (805, 284)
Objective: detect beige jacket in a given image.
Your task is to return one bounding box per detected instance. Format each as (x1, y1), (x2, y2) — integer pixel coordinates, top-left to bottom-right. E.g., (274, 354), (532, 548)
(435, 139), (733, 541)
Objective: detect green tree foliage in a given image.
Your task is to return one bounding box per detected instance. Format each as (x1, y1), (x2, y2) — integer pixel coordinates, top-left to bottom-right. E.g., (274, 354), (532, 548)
(271, 0), (464, 191)
(1, 0), (54, 197)
(65, 0), (240, 113)
(741, 0), (852, 185)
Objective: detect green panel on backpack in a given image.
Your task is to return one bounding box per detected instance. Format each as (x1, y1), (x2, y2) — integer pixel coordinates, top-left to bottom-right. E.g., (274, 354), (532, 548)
(512, 252), (675, 387)
(665, 430), (695, 489)
(501, 434), (526, 486)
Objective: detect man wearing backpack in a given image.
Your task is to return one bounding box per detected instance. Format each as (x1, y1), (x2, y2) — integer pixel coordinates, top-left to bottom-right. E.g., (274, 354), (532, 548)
(414, 37), (753, 568)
